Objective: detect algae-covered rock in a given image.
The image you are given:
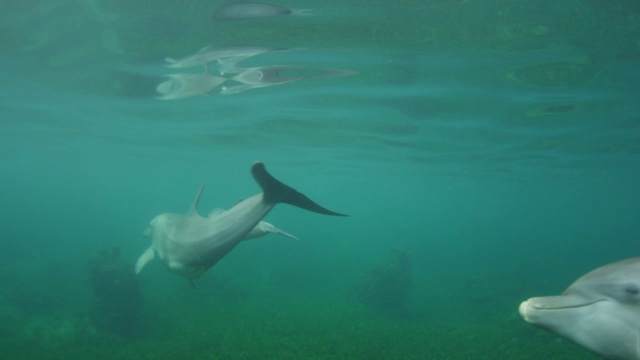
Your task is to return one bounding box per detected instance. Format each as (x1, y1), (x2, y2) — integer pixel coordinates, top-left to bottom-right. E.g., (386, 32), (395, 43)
(86, 246), (142, 336)
(357, 249), (412, 312)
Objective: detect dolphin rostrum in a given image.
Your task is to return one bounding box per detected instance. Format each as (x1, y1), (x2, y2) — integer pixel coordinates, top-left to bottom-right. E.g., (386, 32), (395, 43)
(519, 257), (640, 360)
(135, 161), (346, 279)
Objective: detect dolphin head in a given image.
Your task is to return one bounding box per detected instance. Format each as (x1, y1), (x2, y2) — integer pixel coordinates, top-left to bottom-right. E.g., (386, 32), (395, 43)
(519, 258), (640, 359)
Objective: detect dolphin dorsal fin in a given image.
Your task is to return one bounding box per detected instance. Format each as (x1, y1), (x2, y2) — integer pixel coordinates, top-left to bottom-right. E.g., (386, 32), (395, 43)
(188, 182), (206, 217)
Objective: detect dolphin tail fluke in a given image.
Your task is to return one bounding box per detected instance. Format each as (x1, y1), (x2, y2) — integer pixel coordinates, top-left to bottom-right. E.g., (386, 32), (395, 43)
(251, 162), (348, 216)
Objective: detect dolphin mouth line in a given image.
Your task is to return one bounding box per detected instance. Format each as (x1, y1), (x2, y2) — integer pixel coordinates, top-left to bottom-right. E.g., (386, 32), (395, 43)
(530, 298), (607, 310)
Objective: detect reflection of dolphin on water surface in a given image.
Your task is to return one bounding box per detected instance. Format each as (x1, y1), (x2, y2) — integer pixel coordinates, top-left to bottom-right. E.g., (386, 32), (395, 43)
(212, 2), (312, 21)
(155, 73), (226, 100)
(157, 45), (355, 99)
(155, 64), (355, 99)
(164, 45), (294, 73)
(519, 257), (640, 360)
(135, 162), (347, 280)
(221, 65), (357, 95)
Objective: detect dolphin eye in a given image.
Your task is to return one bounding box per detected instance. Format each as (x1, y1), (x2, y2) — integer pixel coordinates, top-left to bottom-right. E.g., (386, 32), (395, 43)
(624, 285), (639, 296)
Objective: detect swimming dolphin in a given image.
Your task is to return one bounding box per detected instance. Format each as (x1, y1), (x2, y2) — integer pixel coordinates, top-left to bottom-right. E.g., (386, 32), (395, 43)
(519, 257), (640, 360)
(135, 162), (346, 279)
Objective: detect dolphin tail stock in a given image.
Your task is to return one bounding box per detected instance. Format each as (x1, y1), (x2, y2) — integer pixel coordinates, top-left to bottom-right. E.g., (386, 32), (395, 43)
(251, 162), (348, 217)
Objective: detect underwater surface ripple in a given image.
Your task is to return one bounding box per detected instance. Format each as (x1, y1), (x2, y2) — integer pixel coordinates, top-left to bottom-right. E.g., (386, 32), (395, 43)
(2, 0), (639, 359)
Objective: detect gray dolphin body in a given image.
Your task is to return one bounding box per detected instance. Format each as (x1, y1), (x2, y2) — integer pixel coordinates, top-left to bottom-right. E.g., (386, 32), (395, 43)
(519, 258), (640, 360)
(135, 162), (346, 279)
(207, 208), (300, 240)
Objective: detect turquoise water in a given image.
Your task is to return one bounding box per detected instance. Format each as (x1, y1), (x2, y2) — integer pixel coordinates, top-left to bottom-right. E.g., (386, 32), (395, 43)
(2, 0), (639, 359)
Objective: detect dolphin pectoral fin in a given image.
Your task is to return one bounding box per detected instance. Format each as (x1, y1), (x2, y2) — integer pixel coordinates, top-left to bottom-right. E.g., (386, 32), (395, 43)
(257, 221), (300, 240)
(135, 246), (155, 274)
(243, 221), (299, 241)
(251, 162), (348, 216)
(272, 227), (300, 240)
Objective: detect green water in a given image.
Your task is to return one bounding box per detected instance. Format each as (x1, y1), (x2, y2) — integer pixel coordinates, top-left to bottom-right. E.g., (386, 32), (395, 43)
(2, 0), (639, 359)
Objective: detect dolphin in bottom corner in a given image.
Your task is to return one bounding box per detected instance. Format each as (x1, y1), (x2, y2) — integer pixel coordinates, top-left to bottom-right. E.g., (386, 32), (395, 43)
(519, 257), (640, 360)
(135, 161), (347, 279)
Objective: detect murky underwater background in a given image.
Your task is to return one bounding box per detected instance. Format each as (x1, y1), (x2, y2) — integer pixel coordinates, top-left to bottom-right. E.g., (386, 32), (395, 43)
(1, 0), (640, 358)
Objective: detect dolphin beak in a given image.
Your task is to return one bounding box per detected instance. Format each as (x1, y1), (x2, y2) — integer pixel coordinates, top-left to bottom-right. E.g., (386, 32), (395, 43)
(525, 295), (604, 310)
(519, 295), (606, 324)
(519, 300), (531, 322)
